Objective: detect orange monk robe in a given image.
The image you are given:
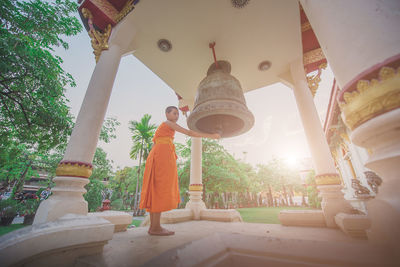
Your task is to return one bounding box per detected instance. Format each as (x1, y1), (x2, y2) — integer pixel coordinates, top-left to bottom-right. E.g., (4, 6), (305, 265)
(139, 122), (180, 212)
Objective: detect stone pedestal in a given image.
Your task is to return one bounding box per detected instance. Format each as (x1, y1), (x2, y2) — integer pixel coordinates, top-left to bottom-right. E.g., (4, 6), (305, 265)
(334, 213), (370, 239)
(351, 108), (400, 247)
(0, 214), (114, 267)
(34, 177), (89, 224)
(185, 191), (207, 220)
(318, 185), (353, 228)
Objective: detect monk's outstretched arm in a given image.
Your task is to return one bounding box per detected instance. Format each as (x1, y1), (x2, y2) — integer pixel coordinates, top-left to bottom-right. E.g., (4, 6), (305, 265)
(164, 121), (220, 139)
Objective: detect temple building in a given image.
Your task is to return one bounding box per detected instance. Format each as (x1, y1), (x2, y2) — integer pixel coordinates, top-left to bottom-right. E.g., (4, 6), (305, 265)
(323, 80), (382, 212)
(1, 0), (399, 266)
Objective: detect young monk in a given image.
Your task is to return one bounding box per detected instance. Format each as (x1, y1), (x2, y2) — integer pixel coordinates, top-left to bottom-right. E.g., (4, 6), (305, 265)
(139, 106), (220, 236)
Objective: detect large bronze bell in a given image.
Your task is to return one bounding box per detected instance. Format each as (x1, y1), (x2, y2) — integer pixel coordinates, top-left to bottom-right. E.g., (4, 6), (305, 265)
(187, 60), (255, 138)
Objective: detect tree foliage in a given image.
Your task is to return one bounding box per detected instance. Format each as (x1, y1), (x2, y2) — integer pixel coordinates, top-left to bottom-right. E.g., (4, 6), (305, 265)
(0, 0), (83, 195)
(0, 0), (82, 151)
(176, 139), (255, 196)
(99, 117), (120, 144)
(129, 114), (157, 161)
(84, 178), (104, 212)
(90, 147), (113, 181)
(305, 170), (321, 208)
(176, 139), (309, 208)
(108, 166), (138, 209)
(128, 114), (157, 214)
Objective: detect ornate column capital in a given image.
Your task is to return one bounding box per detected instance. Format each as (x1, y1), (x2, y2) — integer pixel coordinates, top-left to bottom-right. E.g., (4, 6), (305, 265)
(339, 55), (400, 130)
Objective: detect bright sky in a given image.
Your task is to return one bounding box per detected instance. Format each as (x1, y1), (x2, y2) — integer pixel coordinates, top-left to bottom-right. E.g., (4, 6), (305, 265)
(57, 28), (333, 170)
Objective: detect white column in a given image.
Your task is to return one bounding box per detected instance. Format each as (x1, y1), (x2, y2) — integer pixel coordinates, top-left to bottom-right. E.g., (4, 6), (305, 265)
(34, 44), (123, 224)
(290, 59), (352, 227)
(290, 61), (336, 175)
(301, 0), (400, 247)
(299, 0), (400, 88)
(185, 137), (206, 219)
(63, 45), (122, 162)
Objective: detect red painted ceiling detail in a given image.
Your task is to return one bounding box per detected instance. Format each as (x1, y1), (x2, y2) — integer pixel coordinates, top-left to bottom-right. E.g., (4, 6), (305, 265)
(108, 0), (127, 11)
(78, 0), (133, 31)
(300, 4), (327, 74)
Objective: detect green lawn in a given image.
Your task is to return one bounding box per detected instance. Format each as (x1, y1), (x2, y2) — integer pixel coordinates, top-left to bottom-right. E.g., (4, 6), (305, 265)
(236, 207), (315, 224)
(130, 219), (144, 227)
(0, 224), (27, 236)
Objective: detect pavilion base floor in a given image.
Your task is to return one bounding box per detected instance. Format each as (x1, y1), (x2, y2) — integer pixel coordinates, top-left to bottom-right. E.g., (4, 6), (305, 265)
(140, 208), (242, 227)
(76, 220), (399, 267)
(279, 209), (326, 228)
(89, 211), (132, 233)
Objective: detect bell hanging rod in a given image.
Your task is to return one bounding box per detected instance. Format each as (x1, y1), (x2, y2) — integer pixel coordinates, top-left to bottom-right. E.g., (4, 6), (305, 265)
(209, 42), (219, 69)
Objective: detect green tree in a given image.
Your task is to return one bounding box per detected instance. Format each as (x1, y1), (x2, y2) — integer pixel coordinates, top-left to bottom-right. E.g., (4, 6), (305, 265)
(201, 139), (249, 196)
(256, 164), (275, 206)
(90, 147), (113, 181)
(129, 114), (157, 215)
(84, 178), (105, 212)
(175, 138), (193, 206)
(176, 139), (250, 208)
(260, 158), (301, 207)
(108, 167), (137, 209)
(0, 0), (82, 151)
(0, 0), (82, 196)
(99, 117), (120, 144)
(305, 170), (321, 208)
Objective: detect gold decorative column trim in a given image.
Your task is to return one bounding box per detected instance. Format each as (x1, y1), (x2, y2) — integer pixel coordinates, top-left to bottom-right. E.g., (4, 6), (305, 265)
(56, 161), (93, 178)
(315, 173), (341, 186)
(82, 8), (112, 63)
(189, 184), (203, 191)
(306, 62), (327, 97)
(339, 66), (400, 130)
(301, 21), (311, 32)
(115, 0), (135, 23)
(341, 143), (357, 180)
(303, 48), (325, 66)
(89, 24), (112, 62)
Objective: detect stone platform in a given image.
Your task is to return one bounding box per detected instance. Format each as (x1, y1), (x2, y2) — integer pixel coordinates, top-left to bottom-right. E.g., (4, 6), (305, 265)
(76, 220), (399, 266)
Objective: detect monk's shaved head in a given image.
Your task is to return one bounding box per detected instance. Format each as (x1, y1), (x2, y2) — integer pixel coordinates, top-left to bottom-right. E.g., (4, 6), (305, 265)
(165, 106), (178, 113)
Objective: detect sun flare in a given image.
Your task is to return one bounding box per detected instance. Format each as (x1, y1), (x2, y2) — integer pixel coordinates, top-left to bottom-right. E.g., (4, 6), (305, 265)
(284, 155), (298, 167)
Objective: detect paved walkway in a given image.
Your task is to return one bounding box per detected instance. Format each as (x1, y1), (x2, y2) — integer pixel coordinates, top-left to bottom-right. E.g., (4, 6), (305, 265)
(77, 220), (385, 266)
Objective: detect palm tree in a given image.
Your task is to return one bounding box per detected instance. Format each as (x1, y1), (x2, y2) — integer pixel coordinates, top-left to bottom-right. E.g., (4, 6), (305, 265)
(129, 114), (157, 215)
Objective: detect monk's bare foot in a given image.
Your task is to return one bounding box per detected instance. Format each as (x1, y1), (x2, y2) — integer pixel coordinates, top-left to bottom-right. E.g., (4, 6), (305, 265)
(148, 227), (174, 236)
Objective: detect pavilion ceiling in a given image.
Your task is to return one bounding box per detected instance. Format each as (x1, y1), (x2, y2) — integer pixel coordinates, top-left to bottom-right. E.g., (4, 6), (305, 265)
(79, 0), (326, 108)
